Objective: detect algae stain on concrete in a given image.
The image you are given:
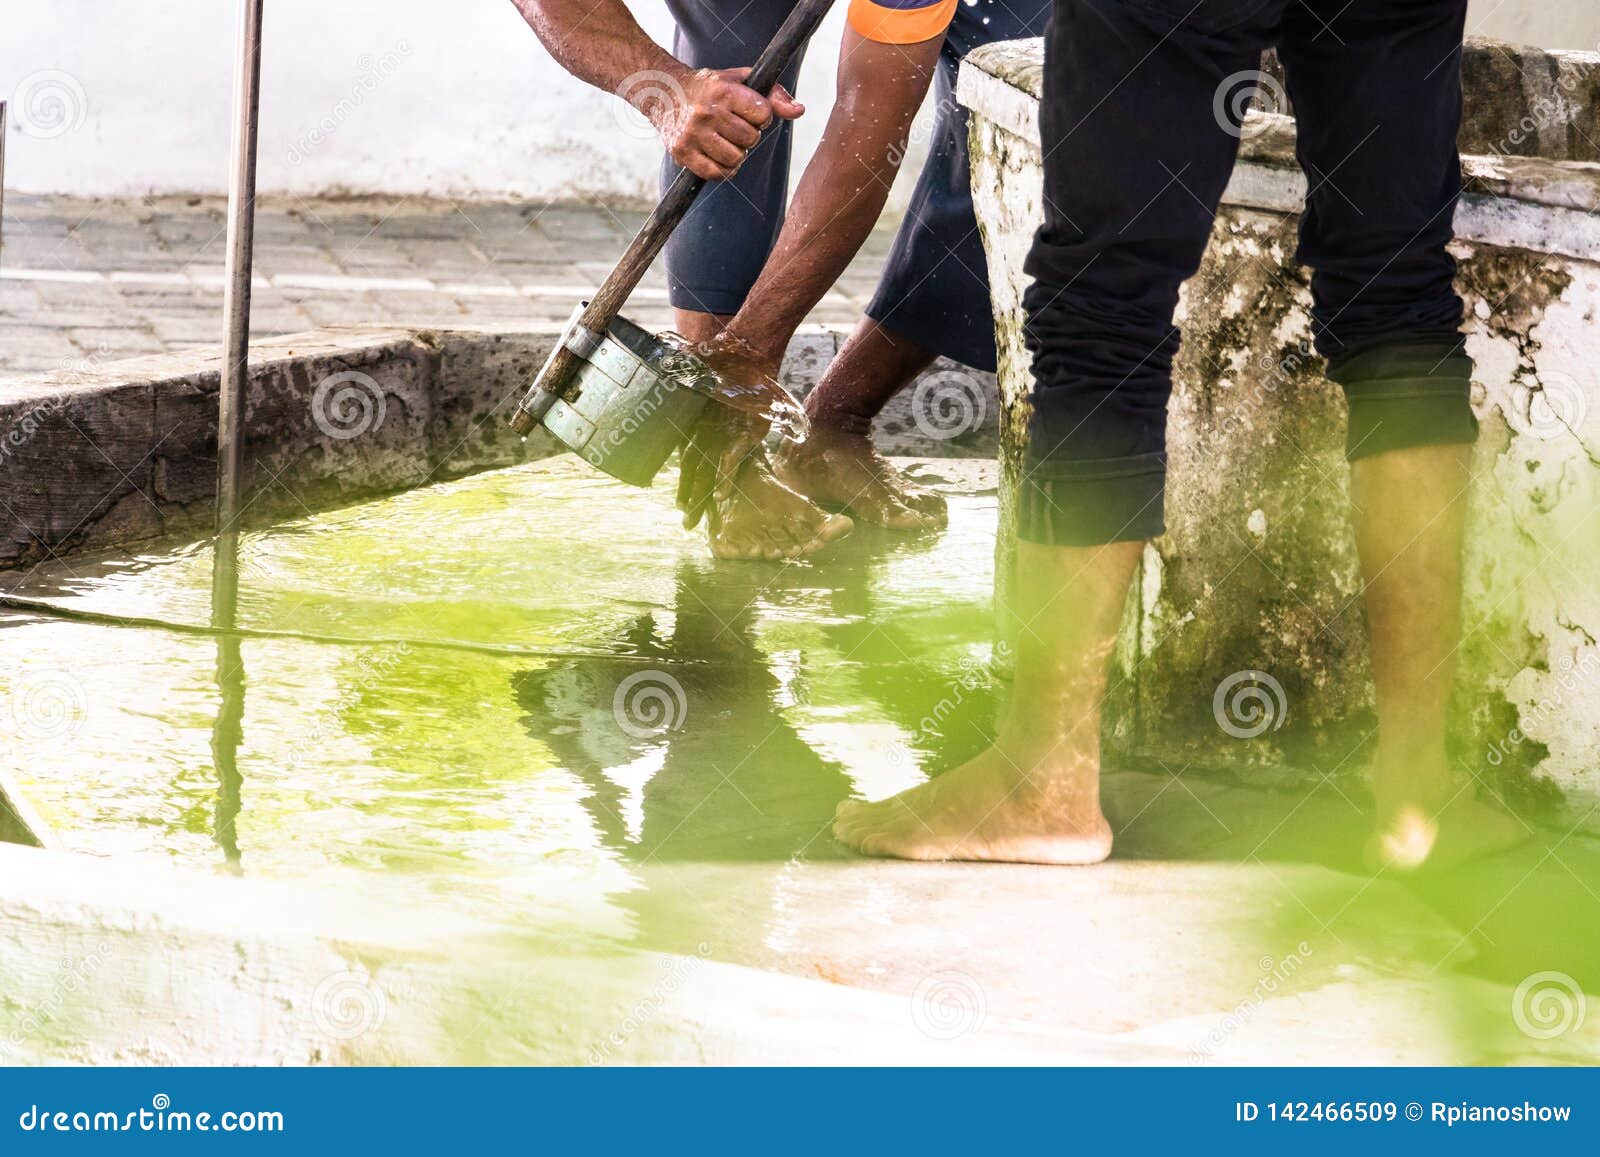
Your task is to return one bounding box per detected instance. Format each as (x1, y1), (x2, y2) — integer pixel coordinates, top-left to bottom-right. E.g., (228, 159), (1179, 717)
(965, 44), (1600, 808)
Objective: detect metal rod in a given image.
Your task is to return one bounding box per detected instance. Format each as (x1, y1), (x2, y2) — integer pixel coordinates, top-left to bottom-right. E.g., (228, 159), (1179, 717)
(211, 633), (246, 870)
(210, 0), (264, 865)
(214, 0), (265, 628)
(1, 102), (8, 268)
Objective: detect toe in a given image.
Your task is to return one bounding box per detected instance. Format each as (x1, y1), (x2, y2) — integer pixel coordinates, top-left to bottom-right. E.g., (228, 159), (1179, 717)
(814, 512), (854, 545)
(832, 803), (868, 837)
(765, 527), (805, 560)
(713, 530), (765, 561)
(856, 829), (925, 860)
(834, 801), (886, 843)
(906, 490), (949, 526)
(857, 492), (925, 531)
(832, 814), (868, 850)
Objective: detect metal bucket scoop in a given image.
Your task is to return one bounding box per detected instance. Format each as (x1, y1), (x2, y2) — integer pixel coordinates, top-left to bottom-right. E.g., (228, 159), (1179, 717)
(506, 0), (836, 485)
(517, 305), (717, 487)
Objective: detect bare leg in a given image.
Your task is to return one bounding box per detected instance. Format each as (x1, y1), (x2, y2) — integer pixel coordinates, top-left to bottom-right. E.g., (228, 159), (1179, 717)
(1353, 443), (1529, 870)
(774, 318), (950, 530)
(834, 539), (1141, 863)
(673, 309), (731, 344)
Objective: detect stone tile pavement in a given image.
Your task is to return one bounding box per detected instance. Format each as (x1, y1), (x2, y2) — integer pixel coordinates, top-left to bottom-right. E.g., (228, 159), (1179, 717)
(0, 194), (898, 379)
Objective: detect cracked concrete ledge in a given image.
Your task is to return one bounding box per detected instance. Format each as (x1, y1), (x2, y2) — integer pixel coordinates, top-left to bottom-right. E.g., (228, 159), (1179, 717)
(0, 325), (560, 570)
(963, 39), (1600, 806)
(0, 324), (996, 570)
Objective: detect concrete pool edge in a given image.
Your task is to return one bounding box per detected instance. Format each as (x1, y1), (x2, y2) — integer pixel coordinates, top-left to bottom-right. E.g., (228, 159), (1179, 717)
(10, 836), (1598, 1066)
(0, 324), (998, 570)
(0, 842), (1174, 1065)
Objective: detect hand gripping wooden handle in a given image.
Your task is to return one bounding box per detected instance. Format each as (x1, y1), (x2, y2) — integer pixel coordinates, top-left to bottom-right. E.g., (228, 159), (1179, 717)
(511, 0), (836, 433)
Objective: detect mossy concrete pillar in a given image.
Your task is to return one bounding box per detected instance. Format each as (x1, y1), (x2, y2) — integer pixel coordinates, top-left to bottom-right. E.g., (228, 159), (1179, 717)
(961, 37), (1600, 814)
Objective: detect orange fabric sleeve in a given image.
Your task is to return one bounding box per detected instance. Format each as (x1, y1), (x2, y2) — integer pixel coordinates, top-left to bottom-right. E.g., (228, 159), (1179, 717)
(846, 0), (958, 45)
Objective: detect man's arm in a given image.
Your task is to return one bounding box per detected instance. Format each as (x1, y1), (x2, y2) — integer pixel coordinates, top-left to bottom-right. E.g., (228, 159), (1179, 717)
(672, 15), (947, 526)
(509, 0), (804, 180)
(716, 24), (944, 364)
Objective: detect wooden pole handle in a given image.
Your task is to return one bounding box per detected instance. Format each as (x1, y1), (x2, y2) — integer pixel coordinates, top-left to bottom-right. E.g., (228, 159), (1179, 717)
(511, 0), (836, 432)
(579, 0), (835, 333)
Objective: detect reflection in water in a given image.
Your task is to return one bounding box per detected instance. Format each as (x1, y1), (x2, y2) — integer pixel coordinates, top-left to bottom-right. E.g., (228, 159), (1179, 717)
(210, 530), (245, 870)
(210, 632), (245, 870)
(514, 558), (859, 864)
(512, 523), (1009, 866)
(510, 544), (1009, 966)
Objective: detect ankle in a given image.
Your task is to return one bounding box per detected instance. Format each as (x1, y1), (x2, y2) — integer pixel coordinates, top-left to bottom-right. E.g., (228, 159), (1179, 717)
(1370, 743), (1456, 808)
(1005, 752), (1104, 816)
(804, 389), (877, 439)
(992, 717), (1100, 779)
(1373, 731), (1449, 771)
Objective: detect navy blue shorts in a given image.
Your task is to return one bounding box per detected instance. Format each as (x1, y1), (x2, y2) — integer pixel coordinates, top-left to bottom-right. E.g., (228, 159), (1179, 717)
(661, 0), (1050, 372)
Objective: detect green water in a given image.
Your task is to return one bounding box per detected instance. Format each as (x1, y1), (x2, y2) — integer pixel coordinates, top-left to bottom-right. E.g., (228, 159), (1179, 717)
(9, 455), (1600, 1063)
(1, 456), (1002, 931)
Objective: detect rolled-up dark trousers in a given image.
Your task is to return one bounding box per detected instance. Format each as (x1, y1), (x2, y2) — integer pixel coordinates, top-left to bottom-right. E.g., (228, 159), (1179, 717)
(1020, 0), (1477, 545)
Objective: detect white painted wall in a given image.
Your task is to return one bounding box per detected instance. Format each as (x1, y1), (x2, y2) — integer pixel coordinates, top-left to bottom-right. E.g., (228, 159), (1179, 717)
(2, 0), (1597, 202)
(0, 0), (861, 202)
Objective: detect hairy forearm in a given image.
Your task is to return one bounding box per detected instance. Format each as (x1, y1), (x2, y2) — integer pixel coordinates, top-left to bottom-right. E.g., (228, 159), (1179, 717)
(724, 102), (901, 359)
(722, 32), (940, 365)
(509, 0), (681, 94)
(511, 0), (803, 181)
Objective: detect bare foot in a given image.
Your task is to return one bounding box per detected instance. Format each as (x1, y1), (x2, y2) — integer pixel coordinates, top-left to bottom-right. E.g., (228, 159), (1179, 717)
(832, 743), (1112, 864)
(706, 452), (854, 561)
(1367, 757), (1532, 873)
(774, 423), (947, 531)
